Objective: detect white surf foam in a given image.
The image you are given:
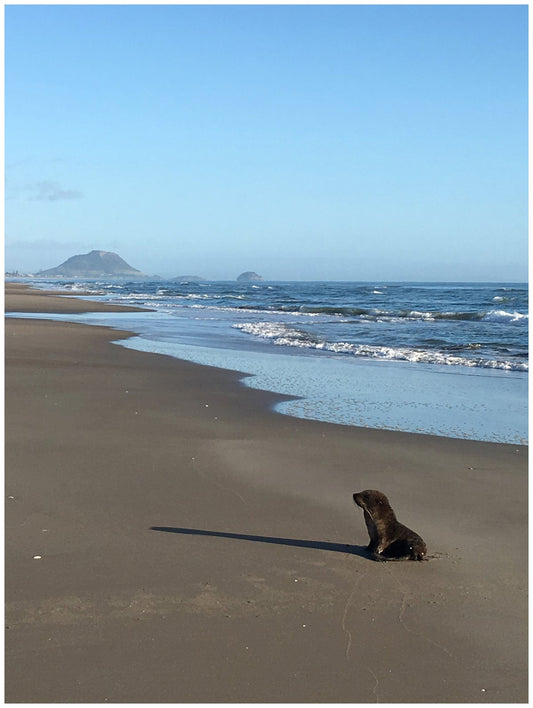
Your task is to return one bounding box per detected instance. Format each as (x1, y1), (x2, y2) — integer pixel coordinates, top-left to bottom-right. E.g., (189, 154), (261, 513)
(233, 321), (528, 371)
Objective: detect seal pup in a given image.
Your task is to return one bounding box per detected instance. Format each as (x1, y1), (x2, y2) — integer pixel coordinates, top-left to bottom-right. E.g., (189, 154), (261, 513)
(353, 490), (427, 561)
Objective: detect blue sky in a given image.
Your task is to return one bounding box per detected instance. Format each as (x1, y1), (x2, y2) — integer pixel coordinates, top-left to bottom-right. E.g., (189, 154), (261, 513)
(5, 4), (528, 281)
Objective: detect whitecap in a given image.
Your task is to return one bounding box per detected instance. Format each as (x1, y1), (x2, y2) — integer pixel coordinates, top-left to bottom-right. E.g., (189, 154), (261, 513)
(483, 309), (528, 324)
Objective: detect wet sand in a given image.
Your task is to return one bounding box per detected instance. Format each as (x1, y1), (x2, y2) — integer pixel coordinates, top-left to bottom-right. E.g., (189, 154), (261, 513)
(5, 283), (528, 702)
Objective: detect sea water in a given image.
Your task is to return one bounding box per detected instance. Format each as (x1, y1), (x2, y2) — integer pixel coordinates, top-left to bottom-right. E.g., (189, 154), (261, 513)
(10, 279), (528, 444)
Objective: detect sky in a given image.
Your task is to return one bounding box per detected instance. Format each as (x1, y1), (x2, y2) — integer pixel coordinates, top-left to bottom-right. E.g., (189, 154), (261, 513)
(5, 4), (528, 281)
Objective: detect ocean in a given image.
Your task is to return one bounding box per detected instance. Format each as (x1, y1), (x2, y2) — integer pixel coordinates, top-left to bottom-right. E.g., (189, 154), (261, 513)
(12, 279), (528, 444)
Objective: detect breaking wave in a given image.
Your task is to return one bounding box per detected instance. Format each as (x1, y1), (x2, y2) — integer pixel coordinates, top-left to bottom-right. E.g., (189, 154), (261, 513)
(233, 321), (528, 371)
(270, 305), (529, 324)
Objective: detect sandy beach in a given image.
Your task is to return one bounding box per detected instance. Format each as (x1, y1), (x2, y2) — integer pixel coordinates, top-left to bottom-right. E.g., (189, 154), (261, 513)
(5, 283), (528, 702)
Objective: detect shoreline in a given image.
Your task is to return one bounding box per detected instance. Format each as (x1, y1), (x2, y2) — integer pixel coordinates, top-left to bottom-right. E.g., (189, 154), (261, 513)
(6, 282), (528, 445)
(5, 283), (528, 702)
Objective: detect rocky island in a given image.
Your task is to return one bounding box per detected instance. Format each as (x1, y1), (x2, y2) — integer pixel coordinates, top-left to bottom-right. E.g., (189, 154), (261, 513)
(236, 271), (263, 282)
(37, 250), (147, 278)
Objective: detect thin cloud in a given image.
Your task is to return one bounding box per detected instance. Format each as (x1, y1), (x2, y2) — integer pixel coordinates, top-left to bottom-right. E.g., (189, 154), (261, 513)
(29, 181), (83, 201)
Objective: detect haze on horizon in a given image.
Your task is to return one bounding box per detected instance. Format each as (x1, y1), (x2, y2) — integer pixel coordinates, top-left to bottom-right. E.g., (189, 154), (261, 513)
(5, 4), (528, 283)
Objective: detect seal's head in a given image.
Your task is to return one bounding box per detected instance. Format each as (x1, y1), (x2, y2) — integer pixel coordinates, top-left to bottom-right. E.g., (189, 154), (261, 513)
(353, 490), (390, 514)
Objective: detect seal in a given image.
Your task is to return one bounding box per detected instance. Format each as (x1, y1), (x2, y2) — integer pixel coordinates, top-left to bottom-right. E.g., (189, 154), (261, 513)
(353, 490), (427, 561)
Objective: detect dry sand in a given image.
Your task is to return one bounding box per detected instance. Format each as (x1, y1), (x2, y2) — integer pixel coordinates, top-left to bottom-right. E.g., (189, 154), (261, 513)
(5, 283), (528, 702)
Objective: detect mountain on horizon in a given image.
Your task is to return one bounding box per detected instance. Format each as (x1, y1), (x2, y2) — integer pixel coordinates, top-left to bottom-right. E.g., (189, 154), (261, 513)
(38, 250), (146, 278)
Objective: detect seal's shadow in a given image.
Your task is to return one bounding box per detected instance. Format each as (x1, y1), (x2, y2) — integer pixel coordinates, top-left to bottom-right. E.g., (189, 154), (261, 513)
(150, 526), (370, 559)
